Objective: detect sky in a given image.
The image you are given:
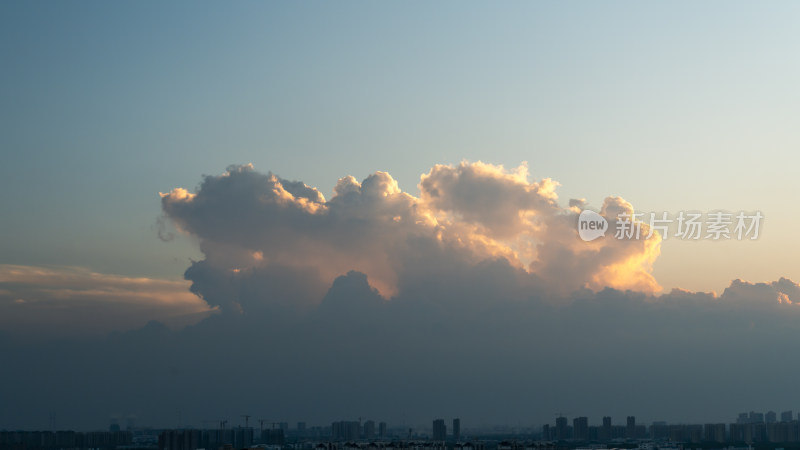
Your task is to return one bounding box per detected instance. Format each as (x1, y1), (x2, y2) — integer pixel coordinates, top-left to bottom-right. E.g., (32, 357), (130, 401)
(2, 0), (800, 431)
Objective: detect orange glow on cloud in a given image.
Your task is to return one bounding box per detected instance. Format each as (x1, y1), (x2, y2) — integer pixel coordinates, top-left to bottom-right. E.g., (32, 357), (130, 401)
(160, 161), (666, 300)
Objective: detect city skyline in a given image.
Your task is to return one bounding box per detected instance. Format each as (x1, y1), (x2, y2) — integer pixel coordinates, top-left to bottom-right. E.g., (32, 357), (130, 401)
(12, 409), (800, 434)
(11, 409), (800, 439)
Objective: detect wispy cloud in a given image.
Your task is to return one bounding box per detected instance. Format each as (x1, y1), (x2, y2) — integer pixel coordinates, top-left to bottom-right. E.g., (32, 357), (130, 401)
(0, 264), (215, 337)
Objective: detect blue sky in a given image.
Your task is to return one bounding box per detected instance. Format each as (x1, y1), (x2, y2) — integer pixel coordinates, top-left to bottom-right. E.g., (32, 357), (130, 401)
(2, 1), (799, 292)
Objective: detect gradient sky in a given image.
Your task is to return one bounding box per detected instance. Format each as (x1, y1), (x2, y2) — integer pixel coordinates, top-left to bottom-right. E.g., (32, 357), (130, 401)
(2, 0), (800, 430)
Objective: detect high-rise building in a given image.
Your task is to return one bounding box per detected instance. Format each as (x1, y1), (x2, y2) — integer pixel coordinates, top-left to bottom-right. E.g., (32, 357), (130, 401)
(704, 424), (726, 443)
(379, 422), (387, 437)
(262, 429), (285, 445)
(363, 420), (375, 439)
(452, 418), (461, 441)
(200, 428), (251, 449)
(626, 416), (636, 439)
(782, 411), (794, 423)
(432, 419), (447, 441)
(331, 421), (360, 441)
(767, 422), (788, 442)
(238, 429), (255, 448)
(651, 422), (668, 440)
(766, 412), (777, 424)
(729, 423), (747, 441)
(600, 417), (612, 441)
(573, 417), (589, 441)
(555, 416), (569, 440)
(158, 430), (199, 450)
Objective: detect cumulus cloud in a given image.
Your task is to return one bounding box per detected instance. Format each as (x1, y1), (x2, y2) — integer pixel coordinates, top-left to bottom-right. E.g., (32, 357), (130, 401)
(161, 164), (435, 301)
(418, 161), (559, 238)
(721, 277), (800, 308)
(0, 264), (214, 337)
(160, 161), (662, 311)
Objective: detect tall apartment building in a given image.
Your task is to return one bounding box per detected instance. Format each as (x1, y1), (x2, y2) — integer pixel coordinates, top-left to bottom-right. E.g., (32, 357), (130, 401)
(363, 420), (376, 439)
(379, 422), (387, 438)
(555, 416), (569, 440)
(432, 419), (447, 441)
(573, 417), (589, 440)
(600, 417), (612, 441)
(331, 421), (360, 441)
(704, 423), (726, 443)
(158, 430), (199, 450)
